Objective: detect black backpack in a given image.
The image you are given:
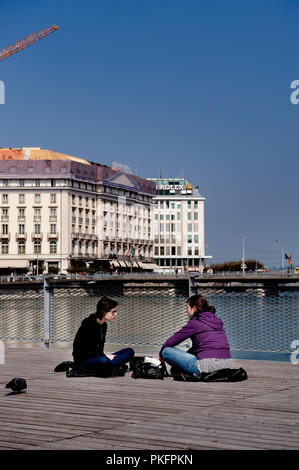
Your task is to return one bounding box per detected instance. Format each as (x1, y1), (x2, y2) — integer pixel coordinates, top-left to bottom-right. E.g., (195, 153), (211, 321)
(130, 356), (168, 380)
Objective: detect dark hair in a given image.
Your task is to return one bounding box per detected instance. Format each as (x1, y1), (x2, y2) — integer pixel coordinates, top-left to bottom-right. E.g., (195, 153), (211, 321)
(96, 296), (118, 320)
(187, 295), (215, 317)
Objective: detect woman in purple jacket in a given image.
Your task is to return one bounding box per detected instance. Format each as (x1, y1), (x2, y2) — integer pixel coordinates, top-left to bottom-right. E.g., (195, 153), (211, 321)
(159, 294), (232, 376)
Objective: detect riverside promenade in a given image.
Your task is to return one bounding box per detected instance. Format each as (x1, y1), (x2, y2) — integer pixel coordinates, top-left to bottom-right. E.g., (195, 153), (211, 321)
(0, 347), (299, 450)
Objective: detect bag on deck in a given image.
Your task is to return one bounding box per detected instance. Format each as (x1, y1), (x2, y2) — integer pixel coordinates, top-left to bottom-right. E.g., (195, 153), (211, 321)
(173, 367), (248, 383)
(200, 367), (248, 382)
(130, 356), (168, 380)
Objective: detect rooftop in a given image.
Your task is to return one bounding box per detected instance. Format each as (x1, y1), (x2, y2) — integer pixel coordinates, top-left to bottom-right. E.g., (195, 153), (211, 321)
(0, 147), (90, 166)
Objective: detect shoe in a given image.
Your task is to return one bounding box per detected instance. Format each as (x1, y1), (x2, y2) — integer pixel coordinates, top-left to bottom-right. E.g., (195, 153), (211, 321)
(173, 372), (202, 382)
(170, 365), (184, 376)
(110, 364), (128, 377)
(54, 361), (74, 372)
(66, 369), (96, 378)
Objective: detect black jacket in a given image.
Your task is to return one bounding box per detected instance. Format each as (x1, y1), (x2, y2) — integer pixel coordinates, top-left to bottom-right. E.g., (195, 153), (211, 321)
(72, 313), (107, 367)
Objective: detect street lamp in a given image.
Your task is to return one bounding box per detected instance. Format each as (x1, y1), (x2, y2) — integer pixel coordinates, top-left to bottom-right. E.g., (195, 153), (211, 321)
(236, 233), (246, 274)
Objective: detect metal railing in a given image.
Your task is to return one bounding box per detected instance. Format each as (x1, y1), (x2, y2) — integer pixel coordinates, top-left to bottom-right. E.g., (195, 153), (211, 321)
(0, 276), (298, 358)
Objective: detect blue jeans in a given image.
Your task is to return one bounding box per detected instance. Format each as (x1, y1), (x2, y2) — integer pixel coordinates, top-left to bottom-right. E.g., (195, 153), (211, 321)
(79, 347), (134, 375)
(162, 347), (199, 375)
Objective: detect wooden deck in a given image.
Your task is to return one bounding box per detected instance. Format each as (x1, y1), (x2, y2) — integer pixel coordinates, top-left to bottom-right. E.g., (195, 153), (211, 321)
(0, 347), (299, 450)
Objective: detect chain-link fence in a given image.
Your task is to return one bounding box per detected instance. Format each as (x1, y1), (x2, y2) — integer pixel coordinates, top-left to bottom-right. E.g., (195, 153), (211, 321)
(0, 277), (298, 356)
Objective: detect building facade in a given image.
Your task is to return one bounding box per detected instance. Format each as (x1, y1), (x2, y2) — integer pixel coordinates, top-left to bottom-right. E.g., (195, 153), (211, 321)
(147, 177), (212, 273)
(0, 148), (156, 274)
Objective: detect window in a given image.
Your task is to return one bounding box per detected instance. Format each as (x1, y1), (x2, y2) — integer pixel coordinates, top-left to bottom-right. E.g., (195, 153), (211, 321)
(188, 248), (192, 256)
(2, 225), (8, 235)
(19, 180), (25, 187)
(194, 248), (199, 256)
(50, 224), (56, 235)
(171, 246), (176, 256)
(165, 201), (169, 209)
(160, 223), (164, 232)
(159, 201), (164, 209)
(166, 246), (170, 255)
(154, 246), (159, 256)
(50, 193), (56, 203)
(187, 212), (192, 220)
(35, 194), (41, 203)
(78, 241), (82, 254)
(160, 214), (164, 220)
(19, 194), (25, 204)
(18, 209), (25, 220)
(2, 180), (8, 187)
(177, 203), (181, 209)
(171, 203), (175, 209)
(18, 242), (25, 254)
(188, 235), (192, 243)
(2, 209), (8, 220)
(1, 242), (8, 254)
(177, 247), (181, 256)
(35, 180), (40, 187)
(50, 209), (56, 220)
(35, 225), (41, 235)
(187, 201), (191, 209)
(51, 179), (56, 187)
(177, 212), (181, 220)
(2, 224), (8, 235)
(34, 209), (41, 221)
(2, 194), (8, 203)
(19, 225), (25, 235)
(194, 212), (198, 220)
(171, 214), (175, 220)
(194, 235), (199, 243)
(154, 214), (158, 220)
(187, 223), (192, 232)
(34, 241), (41, 254)
(194, 201), (198, 209)
(50, 241), (57, 254)
(71, 241), (75, 255)
(160, 247), (164, 256)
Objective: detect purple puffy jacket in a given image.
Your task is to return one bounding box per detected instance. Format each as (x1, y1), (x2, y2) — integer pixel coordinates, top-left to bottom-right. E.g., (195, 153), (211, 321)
(160, 311), (231, 360)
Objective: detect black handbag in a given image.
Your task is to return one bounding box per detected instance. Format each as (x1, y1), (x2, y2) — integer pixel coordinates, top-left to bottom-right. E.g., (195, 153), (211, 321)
(130, 356), (168, 380)
(173, 367), (248, 383)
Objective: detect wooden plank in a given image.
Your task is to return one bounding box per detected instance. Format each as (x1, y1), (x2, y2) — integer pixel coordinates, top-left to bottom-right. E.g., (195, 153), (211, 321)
(0, 347), (299, 450)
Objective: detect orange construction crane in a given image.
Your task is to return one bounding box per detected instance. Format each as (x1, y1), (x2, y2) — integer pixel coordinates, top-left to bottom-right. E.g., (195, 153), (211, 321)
(0, 24), (59, 63)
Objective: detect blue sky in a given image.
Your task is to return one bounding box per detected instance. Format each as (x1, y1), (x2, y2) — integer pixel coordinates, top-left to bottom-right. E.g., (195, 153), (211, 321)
(0, 0), (299, 267)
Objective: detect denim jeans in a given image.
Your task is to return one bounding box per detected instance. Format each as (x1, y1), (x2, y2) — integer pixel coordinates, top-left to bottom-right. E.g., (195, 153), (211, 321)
(162, 347), (199, 375)
(79, 347), (134, 375)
